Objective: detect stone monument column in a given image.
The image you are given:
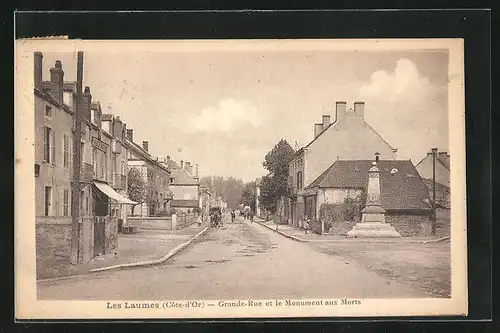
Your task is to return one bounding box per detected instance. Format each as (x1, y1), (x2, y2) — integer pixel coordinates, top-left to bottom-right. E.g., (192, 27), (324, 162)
(347, 161), (401, 238)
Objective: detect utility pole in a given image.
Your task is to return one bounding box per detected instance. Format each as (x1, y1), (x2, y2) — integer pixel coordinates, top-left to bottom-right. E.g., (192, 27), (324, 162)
(431, 147), (438, 236)
(70, 51), (84, 264)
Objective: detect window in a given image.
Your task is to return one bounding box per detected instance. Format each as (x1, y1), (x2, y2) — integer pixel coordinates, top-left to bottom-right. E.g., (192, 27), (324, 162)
(92, 148), (98, 175)
(45, 105), (52, 117)
(43, 127), (55, 163)
(170, 177), (174, 184)
(44, 186), (52, 216)
(80, 142), (85, 165)
(63, 189), (70, 216)
(63, 134), (70, 168)
(80, 190), (86, 214)
(296, 171), (303, 190)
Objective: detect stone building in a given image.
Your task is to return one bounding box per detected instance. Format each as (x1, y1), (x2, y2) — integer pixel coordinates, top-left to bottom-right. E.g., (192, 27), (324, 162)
(126, 131), (173, 217)
(415, 149), (451, 208)
(166, 158), (201, 213)
(304, 158), (432, 236)
(285, 101), (398, 226)
(34, 53), (135, 275)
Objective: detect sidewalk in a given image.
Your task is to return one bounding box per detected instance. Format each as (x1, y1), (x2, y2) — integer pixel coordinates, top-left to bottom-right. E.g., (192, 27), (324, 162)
(37, 223), (208, 281)
(254, 218), (449, 243)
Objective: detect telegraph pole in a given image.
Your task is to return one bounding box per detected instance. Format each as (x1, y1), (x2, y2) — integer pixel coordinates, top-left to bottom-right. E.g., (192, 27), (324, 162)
(70, 51), (84, 264)
(431, 147), (438, 235)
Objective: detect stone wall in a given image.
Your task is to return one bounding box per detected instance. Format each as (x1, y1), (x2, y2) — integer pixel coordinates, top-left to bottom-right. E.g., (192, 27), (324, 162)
(105, 217), (118, 253)
(386, 213), (432, 237)
(36, 217), (95, 273)
(326, 220), (357, 236)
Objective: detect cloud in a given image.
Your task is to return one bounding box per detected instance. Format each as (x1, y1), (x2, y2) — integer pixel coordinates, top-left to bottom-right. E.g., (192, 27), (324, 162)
(358, 58), (448, 163)
(184, 98), (265, 134)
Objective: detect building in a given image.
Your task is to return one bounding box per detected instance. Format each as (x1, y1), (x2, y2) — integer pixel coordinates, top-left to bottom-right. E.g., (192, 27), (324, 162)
(126, 131), (173, 217)
(415, 149), (451, 208)
(285, 101), (398, 226)
(199, 186), (212, 217)
(35, 53), (136, 271)
(303, 158), (433, 236)
(255, 178), (262, 217)
(166, 158), (201, 213)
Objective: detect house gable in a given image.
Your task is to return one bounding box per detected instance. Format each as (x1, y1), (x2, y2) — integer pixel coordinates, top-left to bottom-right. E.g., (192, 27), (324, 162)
(303, 110), (396, 187)
(415, 152), (450, 188)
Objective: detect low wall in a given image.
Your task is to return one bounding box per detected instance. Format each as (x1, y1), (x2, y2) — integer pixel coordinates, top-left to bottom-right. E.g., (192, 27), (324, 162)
(36, 216), (94, 271)
(386, 213), (432, 237)
(127, 216), (173, 230)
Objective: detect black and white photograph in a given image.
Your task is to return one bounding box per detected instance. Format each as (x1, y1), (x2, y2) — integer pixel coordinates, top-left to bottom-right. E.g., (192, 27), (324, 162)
(15, 39), (467, 319)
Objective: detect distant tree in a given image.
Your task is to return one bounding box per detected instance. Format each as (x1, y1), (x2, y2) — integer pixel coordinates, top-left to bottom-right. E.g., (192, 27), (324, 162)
(240, 181), (257, 212)
(260, 139), (295, 213)
(127, 167), (145, 216)
(200, 176), (245, 209)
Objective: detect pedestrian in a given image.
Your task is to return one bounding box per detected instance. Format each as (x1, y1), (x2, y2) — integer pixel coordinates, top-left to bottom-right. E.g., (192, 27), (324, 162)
(197, 213), (202, 227)
(304, 218), (310, 235)
(231, 210), (235, 223)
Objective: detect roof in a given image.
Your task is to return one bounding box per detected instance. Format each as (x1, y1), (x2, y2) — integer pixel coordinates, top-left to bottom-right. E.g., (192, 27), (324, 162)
(170, 168), (198, 185)
(170, 199), (199, 208)
(437, 154), (450, 169)
(421, 178), (450, 191)
(306, 160), (431, 211)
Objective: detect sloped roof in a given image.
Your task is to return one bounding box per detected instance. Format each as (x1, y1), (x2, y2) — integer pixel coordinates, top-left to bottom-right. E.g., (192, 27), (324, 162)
(170, 199), (199, 208)
(306, 160), (431, 211)
(437, 154), (450, 169)
(170, 168), (198, 185)
(421, 178), (450, 191)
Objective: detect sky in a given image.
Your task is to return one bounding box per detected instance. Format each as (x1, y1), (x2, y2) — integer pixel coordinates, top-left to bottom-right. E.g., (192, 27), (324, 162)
(41, 45), (449, 182)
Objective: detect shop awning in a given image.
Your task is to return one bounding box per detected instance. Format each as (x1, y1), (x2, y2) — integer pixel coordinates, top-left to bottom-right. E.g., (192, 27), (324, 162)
(93, 181), (138, 205)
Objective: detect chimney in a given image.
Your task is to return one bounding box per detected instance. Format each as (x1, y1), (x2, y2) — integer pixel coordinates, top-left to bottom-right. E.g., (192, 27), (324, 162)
(335, 101), (347, 122)
(392, 148), (398, 160)
(185, 162), (192, 175)
(49, 60), (64, 104)
(314, 123), (323, 138)
(82, 86), (92, 121)
(126, 129), (134, 142)
(142, 141), (149, 152)
(180, 160), (184, 170)
(375, 152), (380, 162)
(195, 164), (199, 178)
(322, 115), (331, 131)
(354, 102), (365, 119)
(34, 52), (43, 89)
(438, 151), (448, 157)
(166, 155), (171, 163)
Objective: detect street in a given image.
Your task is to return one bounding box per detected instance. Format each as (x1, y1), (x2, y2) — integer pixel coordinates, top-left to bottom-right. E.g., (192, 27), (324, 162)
(38, 218), (425, 300)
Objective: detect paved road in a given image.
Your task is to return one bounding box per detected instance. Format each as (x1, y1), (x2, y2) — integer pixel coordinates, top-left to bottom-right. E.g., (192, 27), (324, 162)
(38, 218), (425, 300)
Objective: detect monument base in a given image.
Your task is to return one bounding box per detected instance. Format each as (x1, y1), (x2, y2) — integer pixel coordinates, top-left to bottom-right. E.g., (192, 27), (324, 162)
(347, 222), (402, 238)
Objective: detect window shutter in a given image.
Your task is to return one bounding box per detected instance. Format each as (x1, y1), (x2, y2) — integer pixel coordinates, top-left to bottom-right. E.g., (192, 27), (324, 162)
(51, 130), (56, 164)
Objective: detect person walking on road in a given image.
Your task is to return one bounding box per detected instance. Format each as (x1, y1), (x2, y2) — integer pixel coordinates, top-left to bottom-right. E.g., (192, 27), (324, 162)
(231, 210), (235, 223)
(304, 218), (310, 235)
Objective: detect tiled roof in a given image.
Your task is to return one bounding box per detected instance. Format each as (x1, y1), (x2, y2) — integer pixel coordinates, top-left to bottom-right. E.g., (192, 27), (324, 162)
(170, 199), (199, 208)
(421, 178), (450, 191)
(306, 160), (431, 211)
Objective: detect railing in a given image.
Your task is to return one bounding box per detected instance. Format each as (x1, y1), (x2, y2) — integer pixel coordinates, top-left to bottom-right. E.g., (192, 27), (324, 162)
(80, 163), (94, 182)
(113, 173), (126, 190)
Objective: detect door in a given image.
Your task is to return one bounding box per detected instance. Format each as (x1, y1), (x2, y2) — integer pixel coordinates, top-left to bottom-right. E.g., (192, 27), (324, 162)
(94, 217), (106, 256)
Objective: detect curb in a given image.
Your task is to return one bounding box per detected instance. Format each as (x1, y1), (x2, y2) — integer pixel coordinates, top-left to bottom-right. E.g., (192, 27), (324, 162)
(89, 226), (210, 273)
(255, 220), (307, 242)
(254, 221), (450, 244)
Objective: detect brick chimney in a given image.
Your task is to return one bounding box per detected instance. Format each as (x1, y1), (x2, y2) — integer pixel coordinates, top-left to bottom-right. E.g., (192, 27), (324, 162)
(142, 141), (149, 152)
(354, 102), (365, 119)
(375, 152), (380, 162)
(392, 148), (398, 160)
(49, 60), (64, 104)
(180, 160), (184, 169)
(314, 123), (323, 138)
(126, 129), (133, 142)
(82, 86), (92, 121)
(335, 101), (347, 122)
(34, 52), (43, 89)
(195, 164), (199, 178)
(322, 115), (331, 131)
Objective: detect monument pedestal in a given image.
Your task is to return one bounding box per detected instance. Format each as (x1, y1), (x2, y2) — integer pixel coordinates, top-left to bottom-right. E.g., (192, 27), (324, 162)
(347, 205), (401, 238)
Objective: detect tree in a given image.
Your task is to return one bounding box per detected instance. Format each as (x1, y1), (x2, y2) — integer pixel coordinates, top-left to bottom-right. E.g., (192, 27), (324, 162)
(199, 176), (245, 209)
(260, 139), (295, 213)
(240, 181), (257, 212)
(127, 167), (145, 216)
